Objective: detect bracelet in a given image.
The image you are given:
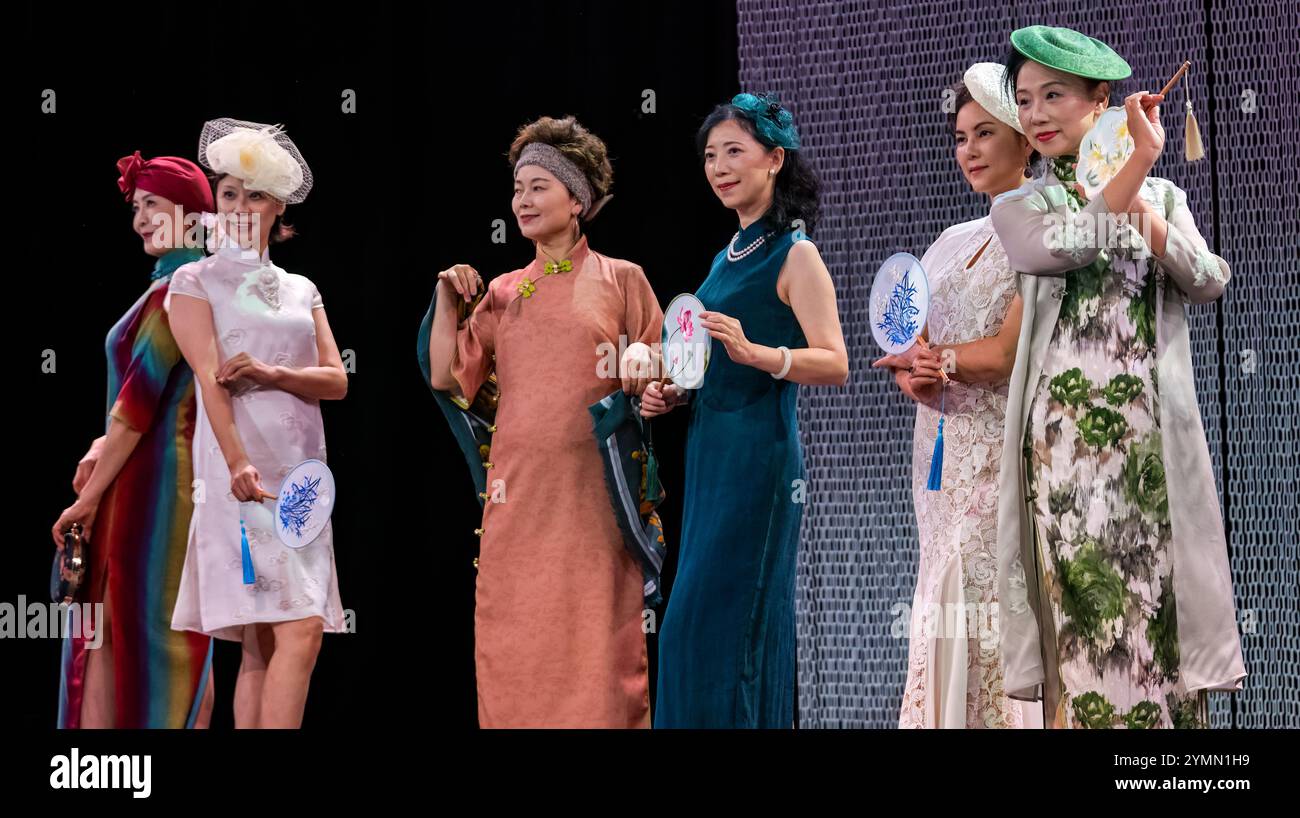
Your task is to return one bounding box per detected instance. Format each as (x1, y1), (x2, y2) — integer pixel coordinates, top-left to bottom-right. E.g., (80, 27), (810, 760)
(771, 345), (792, 380)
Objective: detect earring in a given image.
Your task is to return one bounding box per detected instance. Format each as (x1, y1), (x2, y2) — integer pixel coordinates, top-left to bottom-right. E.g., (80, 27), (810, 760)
(1024, 156), (1034, 178)
(768, 168), (776, 176)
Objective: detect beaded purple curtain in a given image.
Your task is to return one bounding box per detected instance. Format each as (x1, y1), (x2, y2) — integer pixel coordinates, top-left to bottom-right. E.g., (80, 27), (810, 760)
(736, 0), (1299, 727)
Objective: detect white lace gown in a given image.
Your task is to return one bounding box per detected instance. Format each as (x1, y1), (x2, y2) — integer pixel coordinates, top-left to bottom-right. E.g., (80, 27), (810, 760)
(165, 243), (345, 641)
(898, 216), (1041, 728)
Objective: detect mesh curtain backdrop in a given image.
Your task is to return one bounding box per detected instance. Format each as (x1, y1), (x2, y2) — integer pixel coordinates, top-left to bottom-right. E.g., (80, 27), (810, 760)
(735, 0), (1299, 728)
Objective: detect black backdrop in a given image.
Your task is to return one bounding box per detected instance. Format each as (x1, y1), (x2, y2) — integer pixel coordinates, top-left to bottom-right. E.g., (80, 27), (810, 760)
(11, 2), (739, 730)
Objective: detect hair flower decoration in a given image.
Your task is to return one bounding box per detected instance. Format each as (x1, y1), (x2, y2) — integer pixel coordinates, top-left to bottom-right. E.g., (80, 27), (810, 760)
(116, 151), (145, 196)
(198, 118), (313, 204)
(731, 93), (801, 150)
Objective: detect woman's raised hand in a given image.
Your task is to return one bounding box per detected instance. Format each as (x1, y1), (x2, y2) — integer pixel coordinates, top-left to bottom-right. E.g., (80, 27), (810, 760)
(437, 264), (484, 302)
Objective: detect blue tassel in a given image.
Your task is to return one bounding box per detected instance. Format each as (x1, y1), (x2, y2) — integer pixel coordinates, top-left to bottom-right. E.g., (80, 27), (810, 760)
(240, 519), (256, 584)
(926, 386), (946, 492)
(926, 419), (945, 491)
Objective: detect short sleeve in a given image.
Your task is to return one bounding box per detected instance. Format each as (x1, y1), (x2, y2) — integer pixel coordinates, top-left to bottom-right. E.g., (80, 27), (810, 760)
(109, 288), (185, 433)
(918, 222), (976, 280)
(451, 283), (501, 403)
(918, 228), (951, 274)
(163, 262), (207, 313)
(310, 280), (324, 310)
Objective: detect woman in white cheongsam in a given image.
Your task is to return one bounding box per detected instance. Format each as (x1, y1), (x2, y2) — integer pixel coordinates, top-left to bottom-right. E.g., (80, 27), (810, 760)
(167, 119), (347, 728)
(875, 65), (1041, 728)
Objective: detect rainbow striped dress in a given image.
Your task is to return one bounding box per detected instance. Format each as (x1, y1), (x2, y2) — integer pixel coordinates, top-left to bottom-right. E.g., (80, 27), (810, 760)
(57, 247), (213, 728)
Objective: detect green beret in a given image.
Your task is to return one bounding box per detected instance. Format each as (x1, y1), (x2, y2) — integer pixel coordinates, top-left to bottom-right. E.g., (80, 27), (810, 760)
(1010, 25), (1132, 81)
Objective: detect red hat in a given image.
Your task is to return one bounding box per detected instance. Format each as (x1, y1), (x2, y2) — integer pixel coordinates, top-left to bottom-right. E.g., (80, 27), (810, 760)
(116, 151), (214, 215)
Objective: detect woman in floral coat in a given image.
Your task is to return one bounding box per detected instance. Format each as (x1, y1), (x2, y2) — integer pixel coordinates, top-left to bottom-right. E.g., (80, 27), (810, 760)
(991, 26), (1246, 729)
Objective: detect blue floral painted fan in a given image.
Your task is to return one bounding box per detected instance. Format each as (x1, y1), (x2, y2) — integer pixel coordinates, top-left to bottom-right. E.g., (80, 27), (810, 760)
(274, 459), (336, 548)
(870, 253), (948, 491)
(236, 459), (336, 585)
(870, 253), (930, 356)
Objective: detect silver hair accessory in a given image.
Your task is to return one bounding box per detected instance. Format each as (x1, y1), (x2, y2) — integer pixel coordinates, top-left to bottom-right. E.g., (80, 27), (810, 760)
(514, 142), (611, 221)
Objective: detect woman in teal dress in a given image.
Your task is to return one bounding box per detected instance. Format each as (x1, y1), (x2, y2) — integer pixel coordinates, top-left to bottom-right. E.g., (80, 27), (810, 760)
(641, 94), (848, 727)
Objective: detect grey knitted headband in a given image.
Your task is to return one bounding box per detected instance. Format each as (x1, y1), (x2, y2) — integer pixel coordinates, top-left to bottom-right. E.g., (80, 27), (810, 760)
(514, 142), (599, 218)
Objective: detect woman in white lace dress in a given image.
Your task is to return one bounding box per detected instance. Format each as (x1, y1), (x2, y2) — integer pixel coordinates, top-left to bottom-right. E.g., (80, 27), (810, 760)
(167, 120), (347, 728)
(875, 66), (1041, 728)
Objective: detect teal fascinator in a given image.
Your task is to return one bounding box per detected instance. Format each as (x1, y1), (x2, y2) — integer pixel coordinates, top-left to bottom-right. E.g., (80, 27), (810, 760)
(731, 93), (801, 150)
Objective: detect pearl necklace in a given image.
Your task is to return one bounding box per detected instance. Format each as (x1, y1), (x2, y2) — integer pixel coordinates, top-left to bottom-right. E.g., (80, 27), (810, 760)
(727, 230), (767, 262)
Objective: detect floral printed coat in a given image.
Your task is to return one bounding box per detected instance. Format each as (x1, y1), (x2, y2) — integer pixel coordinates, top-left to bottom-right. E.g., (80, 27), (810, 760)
(989, 167), (1248, 702)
